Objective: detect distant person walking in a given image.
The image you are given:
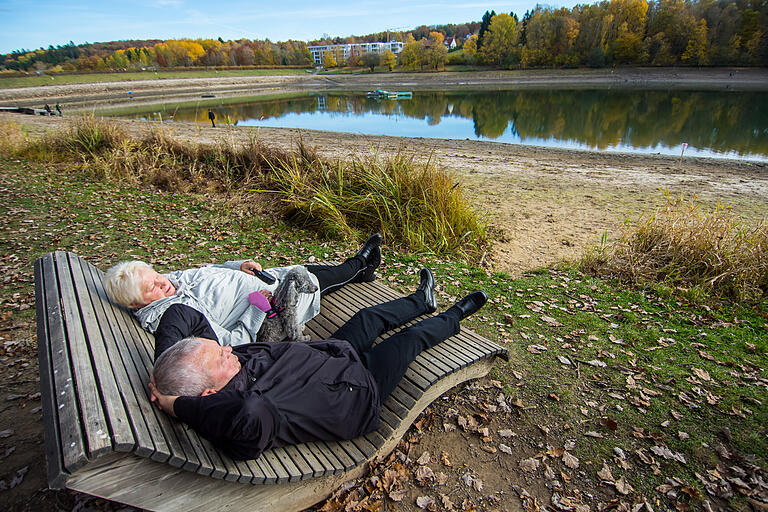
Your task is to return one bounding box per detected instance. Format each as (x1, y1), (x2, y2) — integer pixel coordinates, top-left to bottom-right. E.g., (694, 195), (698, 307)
(208, 109), (216, 128)
(55, 103), (62, 116)
(44, 104), (52, 116)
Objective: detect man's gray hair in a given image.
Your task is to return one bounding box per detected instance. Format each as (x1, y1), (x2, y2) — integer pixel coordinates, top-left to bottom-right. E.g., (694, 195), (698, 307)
(103, 260), (152, 308)
(152, 337), (213, 396)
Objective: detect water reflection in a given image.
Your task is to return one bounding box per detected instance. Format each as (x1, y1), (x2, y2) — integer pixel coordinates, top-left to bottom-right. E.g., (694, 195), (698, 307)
(122, 90), (768, 160)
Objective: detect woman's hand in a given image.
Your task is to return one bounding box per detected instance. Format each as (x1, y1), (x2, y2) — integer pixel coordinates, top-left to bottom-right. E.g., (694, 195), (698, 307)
(240, 260), (263, 275)
(258, 289), (273, 301)
(149, 381), (179, 417)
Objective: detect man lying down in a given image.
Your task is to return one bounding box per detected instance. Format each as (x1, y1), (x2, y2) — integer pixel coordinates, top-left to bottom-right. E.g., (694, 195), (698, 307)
(149, 268), (488, 460)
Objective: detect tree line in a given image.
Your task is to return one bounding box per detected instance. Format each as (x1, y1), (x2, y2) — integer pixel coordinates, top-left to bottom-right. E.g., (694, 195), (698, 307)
(0, 38), (312, 72)
(463, 0), (767, 68)
(1, 0), (766, 73)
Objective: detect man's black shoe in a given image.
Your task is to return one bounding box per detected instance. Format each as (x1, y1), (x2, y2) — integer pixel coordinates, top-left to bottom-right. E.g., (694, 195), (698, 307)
(417, 268), (437, 313)
(450, 291), (487, 320)
(356, 233), (382, 263)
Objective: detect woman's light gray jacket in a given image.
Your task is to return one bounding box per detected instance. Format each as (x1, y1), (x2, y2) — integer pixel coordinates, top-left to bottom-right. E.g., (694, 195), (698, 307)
(134, 261), (320, 346)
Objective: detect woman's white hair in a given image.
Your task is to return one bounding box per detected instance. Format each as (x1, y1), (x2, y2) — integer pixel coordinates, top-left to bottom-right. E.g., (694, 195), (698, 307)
(152, 337), (213, 396)
(103, 260), (152, 308)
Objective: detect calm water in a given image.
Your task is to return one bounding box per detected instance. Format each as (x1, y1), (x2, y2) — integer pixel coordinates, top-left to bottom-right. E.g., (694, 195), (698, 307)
(119, 89), (768, 161)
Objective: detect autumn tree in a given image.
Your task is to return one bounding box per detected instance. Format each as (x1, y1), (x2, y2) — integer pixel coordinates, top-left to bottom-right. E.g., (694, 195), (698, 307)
(399, 34), (424, 69)
(425, 32), (448, 69)
(381, 49), (396, 71)
(323, 51), (337, 68)
(463, 34), (479, 62)
(479, 13), (520, 67)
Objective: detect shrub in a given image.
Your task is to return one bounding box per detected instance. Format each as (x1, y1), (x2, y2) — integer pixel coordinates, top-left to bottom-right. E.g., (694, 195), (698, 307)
(581, 193), (768, 304)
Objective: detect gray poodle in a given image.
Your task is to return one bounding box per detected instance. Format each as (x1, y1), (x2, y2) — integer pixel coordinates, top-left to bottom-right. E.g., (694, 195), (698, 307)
(256, 266), (318, 342)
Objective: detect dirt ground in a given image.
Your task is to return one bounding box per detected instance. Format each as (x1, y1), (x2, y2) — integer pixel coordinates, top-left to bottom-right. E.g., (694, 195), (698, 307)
(1, 70), (767, 511)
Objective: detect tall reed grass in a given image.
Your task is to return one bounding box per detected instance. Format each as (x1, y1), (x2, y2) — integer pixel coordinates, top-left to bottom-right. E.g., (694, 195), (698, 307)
(581, 192), (768, 304)
(0, 117), (489, 261)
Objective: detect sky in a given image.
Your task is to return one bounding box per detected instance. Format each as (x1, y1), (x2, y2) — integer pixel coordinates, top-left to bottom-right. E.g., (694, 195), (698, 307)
(0, 0), (581, 55)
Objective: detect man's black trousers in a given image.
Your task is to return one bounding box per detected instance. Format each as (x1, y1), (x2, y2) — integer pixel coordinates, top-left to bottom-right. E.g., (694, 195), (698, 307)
(332, 292), (461, 400)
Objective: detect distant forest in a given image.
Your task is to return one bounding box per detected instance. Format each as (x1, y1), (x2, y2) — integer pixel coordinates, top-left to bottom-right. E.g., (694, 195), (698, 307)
(1, 0), (766, 72)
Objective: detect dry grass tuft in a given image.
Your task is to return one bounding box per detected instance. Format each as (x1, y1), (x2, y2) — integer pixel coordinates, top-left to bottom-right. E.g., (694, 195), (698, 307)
(0, 117), (489, 262)
(581, 192), (768, 304)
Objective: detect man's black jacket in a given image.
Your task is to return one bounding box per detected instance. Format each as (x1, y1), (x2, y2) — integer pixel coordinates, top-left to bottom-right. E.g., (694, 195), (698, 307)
(173, 339), (381, 460)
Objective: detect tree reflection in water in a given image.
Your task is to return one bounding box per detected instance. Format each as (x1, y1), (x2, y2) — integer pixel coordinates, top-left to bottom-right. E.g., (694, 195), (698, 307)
(126, 90), (768, 159)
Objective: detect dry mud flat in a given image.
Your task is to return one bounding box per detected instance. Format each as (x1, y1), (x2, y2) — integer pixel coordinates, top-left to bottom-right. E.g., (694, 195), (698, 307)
(3, 67), (767, 273)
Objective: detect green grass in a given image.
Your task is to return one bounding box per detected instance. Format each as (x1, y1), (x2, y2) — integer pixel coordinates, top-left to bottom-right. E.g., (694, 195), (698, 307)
(1, 156), (766, 509)
(0, 68), (310, 89)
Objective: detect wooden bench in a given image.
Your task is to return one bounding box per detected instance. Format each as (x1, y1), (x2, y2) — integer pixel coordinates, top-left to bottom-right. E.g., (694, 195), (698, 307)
(34, 251), (509, 512)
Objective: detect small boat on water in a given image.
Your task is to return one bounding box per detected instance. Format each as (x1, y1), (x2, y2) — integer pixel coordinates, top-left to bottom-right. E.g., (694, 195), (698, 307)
(366, 89), (412, 99)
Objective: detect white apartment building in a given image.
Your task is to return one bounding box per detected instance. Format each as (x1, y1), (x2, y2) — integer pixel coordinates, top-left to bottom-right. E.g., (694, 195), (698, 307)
(308, 41), (405, 66)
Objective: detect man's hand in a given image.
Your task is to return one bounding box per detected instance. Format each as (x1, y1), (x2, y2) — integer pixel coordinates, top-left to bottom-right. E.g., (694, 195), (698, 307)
(148, 381), (179, 417)
(257, 289), (273, 301)
(240, 260), (263, 275)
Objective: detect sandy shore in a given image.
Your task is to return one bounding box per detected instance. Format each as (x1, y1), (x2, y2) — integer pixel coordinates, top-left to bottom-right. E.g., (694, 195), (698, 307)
(3, 68), (767, 273)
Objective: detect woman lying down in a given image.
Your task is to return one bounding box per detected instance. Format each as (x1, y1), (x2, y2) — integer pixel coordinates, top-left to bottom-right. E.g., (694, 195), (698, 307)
(102, 234), (382, 359)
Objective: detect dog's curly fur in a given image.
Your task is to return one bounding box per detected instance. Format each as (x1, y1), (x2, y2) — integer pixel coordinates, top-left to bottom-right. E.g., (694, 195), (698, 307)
(256, 266), (318, 342)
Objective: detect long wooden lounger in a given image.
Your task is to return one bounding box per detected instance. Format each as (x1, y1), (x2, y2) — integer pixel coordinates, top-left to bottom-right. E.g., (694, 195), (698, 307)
(34, 251), (509, 512)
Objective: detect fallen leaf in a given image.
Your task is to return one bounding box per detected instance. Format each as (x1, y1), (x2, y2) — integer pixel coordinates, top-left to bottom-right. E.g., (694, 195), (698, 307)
(692, 368), (711, 382)
(563, 451), (580, 469)
(584, 431), (604, 438)
(547, 447), (565, 458)
(615, 476), (633, 495)
(520, 457), (540, 472)
(388, 488), (407, 502)
(598, 463), (615, 482)
(416, 496), (435, 509)
(415, 465), (434, 483)
(541, 315), (562, 327)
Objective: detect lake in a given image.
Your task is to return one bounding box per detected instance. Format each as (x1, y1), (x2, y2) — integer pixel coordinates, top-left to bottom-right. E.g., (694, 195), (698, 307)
(115, 89), (768, 161)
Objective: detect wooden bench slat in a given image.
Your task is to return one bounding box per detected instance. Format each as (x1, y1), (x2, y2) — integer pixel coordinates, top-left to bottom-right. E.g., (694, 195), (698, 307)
(35, 259), (70, 488)
(302, 442), (336, 476)
(284, 444), (321, 479)
(82, 261), (173, 463)
(272, 446), (304, 483)
(389, 386), (416, 410)
(128, 316), (204, 470)
(54, 252), (113, 460)
(321, 441), (355, 471)
(68, 256), (137, 452)
(218, 452), (244, 482)
(260, 450), (291, 484)
(246, 458), (268, 484)
(307, 440), (345, 475)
